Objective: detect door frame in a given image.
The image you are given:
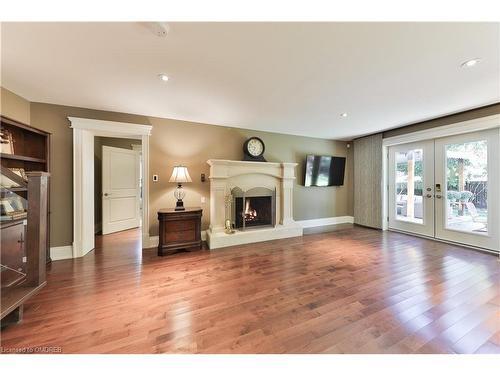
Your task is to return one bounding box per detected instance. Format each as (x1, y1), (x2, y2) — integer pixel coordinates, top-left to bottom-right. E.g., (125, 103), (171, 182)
(382, 114), (500, 252)
(69, 117), (152, 258)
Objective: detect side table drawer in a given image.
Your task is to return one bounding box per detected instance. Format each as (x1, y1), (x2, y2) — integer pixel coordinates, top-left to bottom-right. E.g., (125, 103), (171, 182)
(165, 220), (196, 232)
(164, 229), (196, 243)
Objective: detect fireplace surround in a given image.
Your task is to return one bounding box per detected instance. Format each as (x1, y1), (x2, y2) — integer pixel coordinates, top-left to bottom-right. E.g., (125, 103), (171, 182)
(206, 159), (303, 249)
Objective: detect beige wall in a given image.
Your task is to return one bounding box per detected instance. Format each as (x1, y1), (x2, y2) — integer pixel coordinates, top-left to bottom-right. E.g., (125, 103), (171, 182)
(148, 117), (353, 236)
(0, 96), (353, 247)
(1, 87), (31, 124)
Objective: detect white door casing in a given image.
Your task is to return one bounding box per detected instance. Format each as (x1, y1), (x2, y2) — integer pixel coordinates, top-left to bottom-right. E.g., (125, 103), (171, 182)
(102, 146), (141, 235)
(70, 117), (152, 258)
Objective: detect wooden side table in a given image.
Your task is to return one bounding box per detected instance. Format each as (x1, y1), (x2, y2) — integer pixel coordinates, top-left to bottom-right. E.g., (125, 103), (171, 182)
(157, 207), (203, 256)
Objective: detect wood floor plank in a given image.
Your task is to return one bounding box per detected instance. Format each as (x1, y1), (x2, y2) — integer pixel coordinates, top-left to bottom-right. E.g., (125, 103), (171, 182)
(0, 225), (498, 354)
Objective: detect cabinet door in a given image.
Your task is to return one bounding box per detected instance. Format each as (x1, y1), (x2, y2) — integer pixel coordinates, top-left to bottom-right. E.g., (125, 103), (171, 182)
(1, 220), (27, 287)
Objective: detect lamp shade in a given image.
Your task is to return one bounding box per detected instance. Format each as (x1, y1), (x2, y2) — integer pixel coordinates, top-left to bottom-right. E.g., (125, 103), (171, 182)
(169, 166), (192, 183)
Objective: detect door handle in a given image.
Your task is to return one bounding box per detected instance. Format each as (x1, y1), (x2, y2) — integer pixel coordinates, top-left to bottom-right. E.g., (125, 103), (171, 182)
(104, 193), (110, 197)
(435, 194), (442, 199)
(426, 194), (432, 198)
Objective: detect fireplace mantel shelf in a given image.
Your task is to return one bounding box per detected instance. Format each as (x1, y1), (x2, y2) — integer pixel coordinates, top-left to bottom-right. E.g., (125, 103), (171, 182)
(207, 159), (298, 167)
(207, 159), (298, 180)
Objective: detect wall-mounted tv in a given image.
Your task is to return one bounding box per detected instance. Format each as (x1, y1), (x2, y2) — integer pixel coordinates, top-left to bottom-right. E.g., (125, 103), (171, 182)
(304, 155), (346, 187)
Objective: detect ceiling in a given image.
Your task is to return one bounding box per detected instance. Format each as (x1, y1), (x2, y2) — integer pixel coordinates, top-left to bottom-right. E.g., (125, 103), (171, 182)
(1, 22), (499, 140)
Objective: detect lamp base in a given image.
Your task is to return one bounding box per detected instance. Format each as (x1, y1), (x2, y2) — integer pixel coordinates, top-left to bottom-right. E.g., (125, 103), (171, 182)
(175, 199), (185, 211)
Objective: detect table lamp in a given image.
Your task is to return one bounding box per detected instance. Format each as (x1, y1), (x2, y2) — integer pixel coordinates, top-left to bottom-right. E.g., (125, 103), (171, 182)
(169, 165), (192, 211)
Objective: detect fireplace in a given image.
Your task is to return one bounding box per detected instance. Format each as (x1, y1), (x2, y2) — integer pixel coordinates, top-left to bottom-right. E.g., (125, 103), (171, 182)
(206, 159), (303, 249)
(231, 187), (276, 230)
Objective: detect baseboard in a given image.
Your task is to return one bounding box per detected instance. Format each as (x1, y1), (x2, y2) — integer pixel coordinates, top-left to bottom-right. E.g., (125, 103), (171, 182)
(50, 245), (73, 261)
(297, 216), (354, 228)
(148, 231), (207, 249)
(147, 218), (353, 249)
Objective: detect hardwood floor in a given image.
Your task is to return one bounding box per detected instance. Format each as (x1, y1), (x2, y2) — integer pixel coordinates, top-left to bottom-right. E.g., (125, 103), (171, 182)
(1, 225), (499, 354)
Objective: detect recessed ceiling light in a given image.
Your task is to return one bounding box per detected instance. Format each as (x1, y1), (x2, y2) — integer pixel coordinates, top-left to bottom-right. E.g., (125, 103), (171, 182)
(158, 74), (169, 82)
(461, 58), (481, 68)
(340, 113), (348, 118)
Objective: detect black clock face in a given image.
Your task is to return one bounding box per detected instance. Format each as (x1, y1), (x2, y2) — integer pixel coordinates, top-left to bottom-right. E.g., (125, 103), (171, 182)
(246, 137), (264, 157)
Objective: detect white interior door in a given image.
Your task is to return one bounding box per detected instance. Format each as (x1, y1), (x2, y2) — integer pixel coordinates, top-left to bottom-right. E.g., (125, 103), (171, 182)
(388, 140), (434, 237)
(435, 129), (499, 251)
(102, 145), (141, 235)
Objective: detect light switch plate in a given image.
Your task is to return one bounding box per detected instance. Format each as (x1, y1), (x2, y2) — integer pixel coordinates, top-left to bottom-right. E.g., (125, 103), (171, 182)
(201, 196), (206, 203)
(153, 174), (158, 182)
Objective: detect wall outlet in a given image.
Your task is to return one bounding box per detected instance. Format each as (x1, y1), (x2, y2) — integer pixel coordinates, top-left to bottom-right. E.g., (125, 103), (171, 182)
(153, 174), (158, 182)
(201, 196), (206, 204)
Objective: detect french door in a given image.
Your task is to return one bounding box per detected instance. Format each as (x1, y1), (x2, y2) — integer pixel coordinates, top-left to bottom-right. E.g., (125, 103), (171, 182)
(388, 140), (435, 237)
(389, 128), (499, 252)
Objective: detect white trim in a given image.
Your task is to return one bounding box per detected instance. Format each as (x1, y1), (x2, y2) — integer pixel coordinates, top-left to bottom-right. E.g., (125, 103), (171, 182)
(68, 117), (152, 137)
(148, 231), (207, 249)
(297, 216), (354, 228)
(69, 117), (152, 258)
(131, 144), (142, 152)
(50, 246), (73, 261)
(72, 128), (95, 257)
(382, 114), (500, 147)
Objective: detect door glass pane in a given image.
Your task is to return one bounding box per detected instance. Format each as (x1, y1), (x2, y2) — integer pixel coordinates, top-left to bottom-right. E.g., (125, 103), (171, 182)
(445, 140), (488, 234)
(395, 149), (424, 224)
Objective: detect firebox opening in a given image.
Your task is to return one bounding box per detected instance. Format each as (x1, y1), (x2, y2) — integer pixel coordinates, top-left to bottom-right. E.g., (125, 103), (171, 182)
(235, 196), (273, 229)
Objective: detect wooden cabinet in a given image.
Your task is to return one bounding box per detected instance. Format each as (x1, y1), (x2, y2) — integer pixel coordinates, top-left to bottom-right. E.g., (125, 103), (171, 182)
(157, 208), (202, 256)
(1, 115), (51, 263)
(1, 172), (49, 326)
(1, 219), (27, 288)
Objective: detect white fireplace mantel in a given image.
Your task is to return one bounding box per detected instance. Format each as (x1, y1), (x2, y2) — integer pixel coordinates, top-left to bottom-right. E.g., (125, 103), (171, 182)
(206, 159), (303, 249)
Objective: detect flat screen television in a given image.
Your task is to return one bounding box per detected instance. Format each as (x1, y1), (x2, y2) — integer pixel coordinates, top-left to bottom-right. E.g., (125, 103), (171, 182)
(304, 155), (346, 187)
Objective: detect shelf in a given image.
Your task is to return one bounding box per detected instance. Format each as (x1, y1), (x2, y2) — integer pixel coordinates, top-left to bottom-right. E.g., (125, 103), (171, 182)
(1, 265), (26, 288)
(0, 153), (46, 163)
(0, 282), (46, 319)
(1, 186), (28, 192)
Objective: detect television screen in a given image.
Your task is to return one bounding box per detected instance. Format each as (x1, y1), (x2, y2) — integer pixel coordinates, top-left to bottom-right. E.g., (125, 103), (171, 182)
(304, 155), (346, 187)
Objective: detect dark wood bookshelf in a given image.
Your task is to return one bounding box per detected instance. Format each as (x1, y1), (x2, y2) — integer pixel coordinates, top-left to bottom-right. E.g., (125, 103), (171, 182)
(0, 172), (49, 326)
(1, 115), (51, 263)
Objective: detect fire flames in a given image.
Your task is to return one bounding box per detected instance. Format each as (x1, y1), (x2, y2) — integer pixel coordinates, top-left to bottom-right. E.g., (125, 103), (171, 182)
(244, 199), (258, 222)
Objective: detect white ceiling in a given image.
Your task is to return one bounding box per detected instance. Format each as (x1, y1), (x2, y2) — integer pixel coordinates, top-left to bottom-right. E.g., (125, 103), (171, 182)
(1, 22), (499, 140)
